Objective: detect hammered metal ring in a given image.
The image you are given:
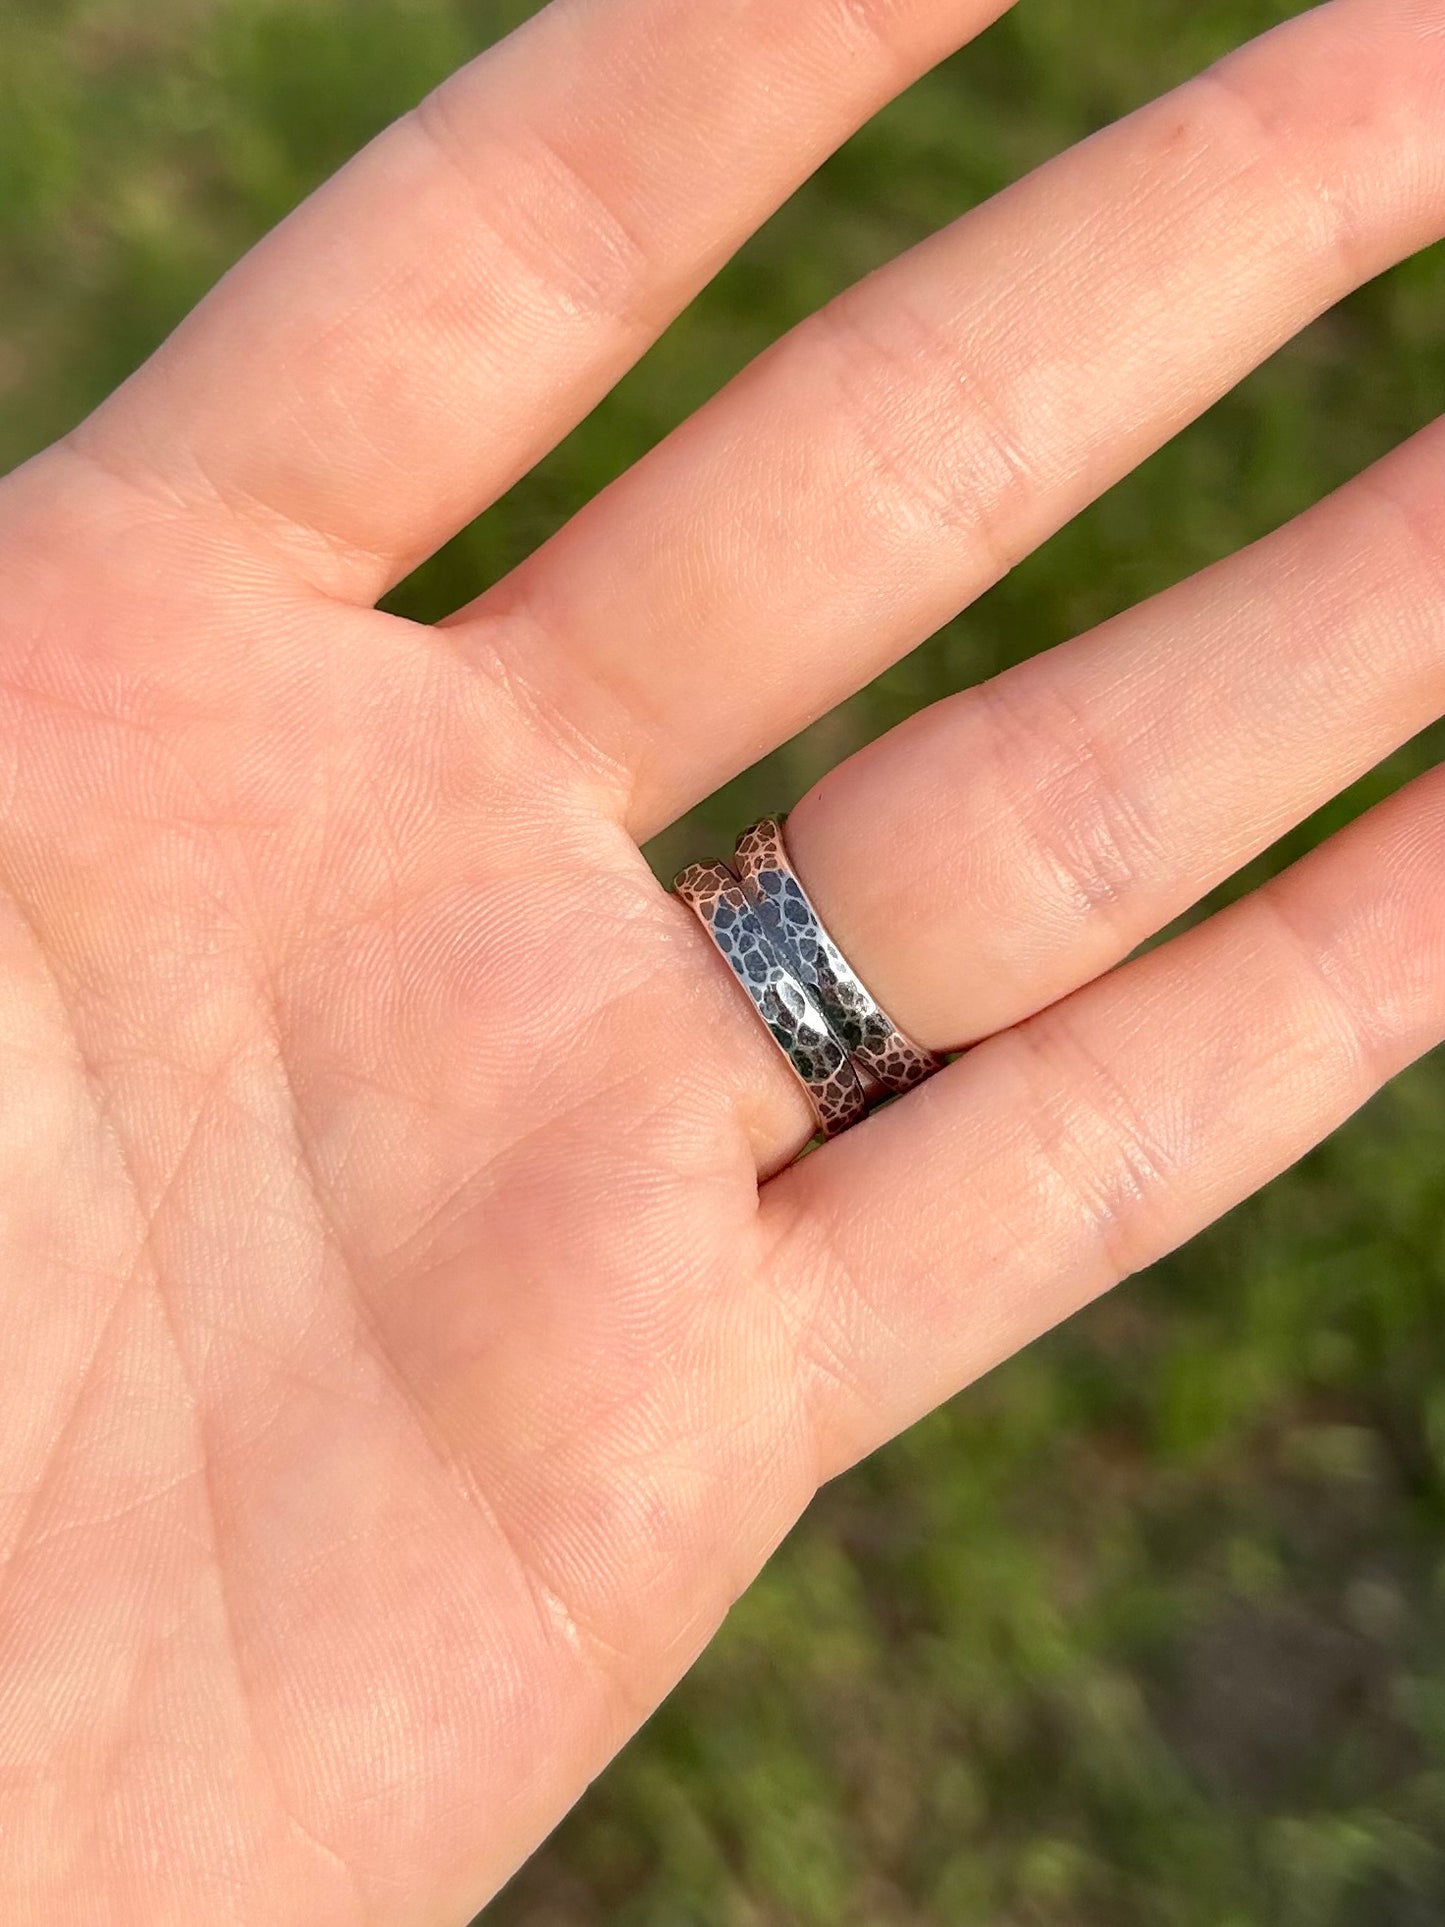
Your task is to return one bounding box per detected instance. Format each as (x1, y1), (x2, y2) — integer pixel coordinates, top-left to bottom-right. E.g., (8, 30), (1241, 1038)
(734, 817), (945, 1096)
(675, 861), (867, 1138)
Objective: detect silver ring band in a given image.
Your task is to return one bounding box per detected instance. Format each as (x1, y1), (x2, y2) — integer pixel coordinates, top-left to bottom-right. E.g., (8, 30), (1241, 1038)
(734, 817), (944, 1096)
(675, 861), (867, 1137)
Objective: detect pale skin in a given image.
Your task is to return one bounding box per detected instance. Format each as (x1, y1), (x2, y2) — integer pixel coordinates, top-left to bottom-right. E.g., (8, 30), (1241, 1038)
(2, 0), (1445, 1916)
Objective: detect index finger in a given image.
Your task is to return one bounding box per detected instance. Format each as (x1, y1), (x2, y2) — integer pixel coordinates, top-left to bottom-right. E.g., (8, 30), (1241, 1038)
(66, 0), (1013, 600)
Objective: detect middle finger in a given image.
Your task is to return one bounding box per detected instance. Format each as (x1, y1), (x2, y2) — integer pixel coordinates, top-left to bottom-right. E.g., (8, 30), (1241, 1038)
(452, 0), (1445, 833)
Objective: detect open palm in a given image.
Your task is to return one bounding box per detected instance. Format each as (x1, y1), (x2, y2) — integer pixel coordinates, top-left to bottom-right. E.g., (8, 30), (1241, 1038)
(4, 0), (1445, 1919)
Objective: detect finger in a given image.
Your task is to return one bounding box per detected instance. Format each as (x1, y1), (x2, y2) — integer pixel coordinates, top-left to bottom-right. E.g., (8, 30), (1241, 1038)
(761, 761), (1445, 1478)
(780, 412), (1445, 1053)
(453, 0), (1445, 834)
(65, 0), (1011, 601)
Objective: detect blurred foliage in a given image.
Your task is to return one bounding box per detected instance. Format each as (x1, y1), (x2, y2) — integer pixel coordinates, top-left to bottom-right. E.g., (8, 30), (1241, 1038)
(2, 0), (1445, 1921)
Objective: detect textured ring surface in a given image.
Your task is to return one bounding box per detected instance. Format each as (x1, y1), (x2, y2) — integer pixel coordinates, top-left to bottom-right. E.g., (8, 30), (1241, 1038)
(675, 861), (867, 1138)
(734, 817), (945, 1096)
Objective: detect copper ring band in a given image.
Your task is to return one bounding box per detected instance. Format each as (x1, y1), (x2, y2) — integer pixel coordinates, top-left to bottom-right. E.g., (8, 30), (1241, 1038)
(734, 816), (945, 1097)
(675, 861), (867, 1138)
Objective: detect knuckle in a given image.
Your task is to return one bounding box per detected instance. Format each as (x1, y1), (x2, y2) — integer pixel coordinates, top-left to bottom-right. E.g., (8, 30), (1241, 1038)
(807, 286), (1040, 577)
(1255, 890), (1389, 1087)
(1187, 3), (1445, 294)
(764, 1203), (889, 1483)
(1357, 466), (1445, 621)
(1004, 1012), (1177, 1285)
(792, 1296), (890, 1478)
(976, 671), (1167, 937)
(823, 0), (944, 73)
(410, 84), (658, 332)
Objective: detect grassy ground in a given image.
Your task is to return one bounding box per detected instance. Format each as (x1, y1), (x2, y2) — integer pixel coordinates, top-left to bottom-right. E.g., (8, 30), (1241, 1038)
(3, 2), (1445, 1921)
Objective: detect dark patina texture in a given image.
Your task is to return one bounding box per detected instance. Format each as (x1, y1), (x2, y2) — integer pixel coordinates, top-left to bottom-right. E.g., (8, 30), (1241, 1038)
(734, 818), (944, 1096)
(675, 861), (866, 1137)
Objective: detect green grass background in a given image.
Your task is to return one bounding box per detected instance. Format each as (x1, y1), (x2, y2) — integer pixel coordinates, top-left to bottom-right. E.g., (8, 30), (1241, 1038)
(4, 1), (1445, 1920)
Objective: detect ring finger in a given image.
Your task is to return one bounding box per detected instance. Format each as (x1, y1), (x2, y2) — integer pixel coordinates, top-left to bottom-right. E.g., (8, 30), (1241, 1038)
(700, 413), (1445, 1173)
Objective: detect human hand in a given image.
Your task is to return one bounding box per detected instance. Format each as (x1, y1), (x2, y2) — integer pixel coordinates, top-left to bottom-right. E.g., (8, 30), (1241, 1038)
(3, 0), (1444, 1918)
